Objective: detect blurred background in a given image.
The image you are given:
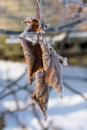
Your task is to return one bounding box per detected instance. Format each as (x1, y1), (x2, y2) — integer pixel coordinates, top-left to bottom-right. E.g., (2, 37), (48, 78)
(0, 0), (87, 130)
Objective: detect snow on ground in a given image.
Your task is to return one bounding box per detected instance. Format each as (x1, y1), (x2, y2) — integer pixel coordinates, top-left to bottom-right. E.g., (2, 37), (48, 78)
(0, 61), (26, 81)
(0, 60), (87, 130)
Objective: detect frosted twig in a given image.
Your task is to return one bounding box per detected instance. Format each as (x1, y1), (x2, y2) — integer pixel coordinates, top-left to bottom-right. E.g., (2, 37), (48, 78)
(59, 0), (87, 8)
(36, 0), (43, 20)
(36, 0), (47, 30)
(55, 17), (85, 31)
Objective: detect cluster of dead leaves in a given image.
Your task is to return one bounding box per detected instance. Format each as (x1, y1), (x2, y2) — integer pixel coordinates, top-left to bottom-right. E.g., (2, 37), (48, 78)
(19, 33), (67, 120)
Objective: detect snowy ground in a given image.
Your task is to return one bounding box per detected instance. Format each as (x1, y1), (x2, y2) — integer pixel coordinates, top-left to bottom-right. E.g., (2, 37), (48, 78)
(0, 60), (87, 130)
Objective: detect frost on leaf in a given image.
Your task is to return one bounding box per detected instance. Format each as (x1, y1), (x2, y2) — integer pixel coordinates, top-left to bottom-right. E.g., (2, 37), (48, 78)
(20, 34), (68, 119)
(20, 37), (43, 85)
(41, 43), (63, 97)
(31, 70), (49, 120)
(19, 8), (68, 118)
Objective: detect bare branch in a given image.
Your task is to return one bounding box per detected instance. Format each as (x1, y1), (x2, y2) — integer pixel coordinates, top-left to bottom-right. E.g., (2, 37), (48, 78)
(59, 0), (87, 8)
(64, 81), (87, 101)
(0, 17), (86, 35)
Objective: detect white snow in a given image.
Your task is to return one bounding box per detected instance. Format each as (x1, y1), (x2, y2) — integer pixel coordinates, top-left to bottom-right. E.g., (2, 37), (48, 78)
(0, 60), (87, 130)
(0, 61), (26, 80)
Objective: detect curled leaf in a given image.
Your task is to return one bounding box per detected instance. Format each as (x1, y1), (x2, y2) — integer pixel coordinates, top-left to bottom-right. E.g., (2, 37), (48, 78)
(31, 70), (49, 120)
(20, 37), (43, 85)
(20, 34), (68, 119)
(41, 43), (63, 96)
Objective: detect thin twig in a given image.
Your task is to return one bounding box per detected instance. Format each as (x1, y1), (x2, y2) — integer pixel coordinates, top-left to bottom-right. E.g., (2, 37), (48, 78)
(64, 81), (87, 101)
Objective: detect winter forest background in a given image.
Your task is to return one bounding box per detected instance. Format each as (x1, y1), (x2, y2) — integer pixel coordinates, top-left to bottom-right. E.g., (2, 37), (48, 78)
(0, 0), (87, 130)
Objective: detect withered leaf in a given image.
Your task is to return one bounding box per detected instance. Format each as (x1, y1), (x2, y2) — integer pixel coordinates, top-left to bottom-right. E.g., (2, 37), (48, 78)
(20, 38), (43, 85)
(20, 31), (67, 119)
(31, 70), (49, 120)
(40, 43), (63, 96)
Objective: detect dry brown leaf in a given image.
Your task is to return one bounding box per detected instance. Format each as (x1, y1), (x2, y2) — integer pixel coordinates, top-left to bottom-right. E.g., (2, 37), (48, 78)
(40, 43), (63, 96)
(19, 0), (68, 120)
(31, 70), (49, 120)
(20, 38), (43, 85)
(20, 35), (67, 119)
